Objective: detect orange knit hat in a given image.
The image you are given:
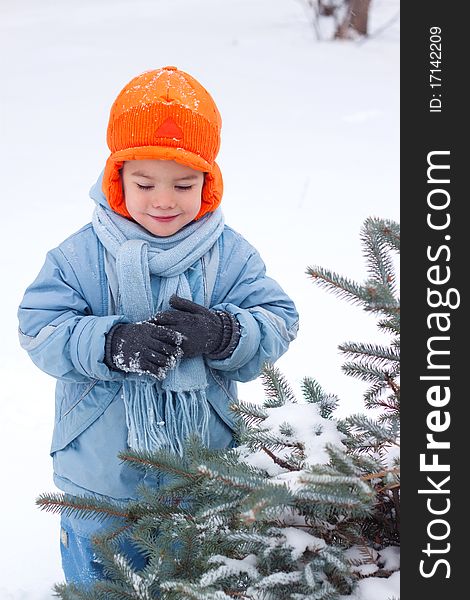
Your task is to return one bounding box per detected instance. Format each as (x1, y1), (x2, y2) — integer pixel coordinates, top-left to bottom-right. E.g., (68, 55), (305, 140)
(102, 66), (223, 220)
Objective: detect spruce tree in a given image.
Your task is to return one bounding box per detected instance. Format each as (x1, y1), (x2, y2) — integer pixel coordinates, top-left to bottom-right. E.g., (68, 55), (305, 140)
(38, 216), (400, 599)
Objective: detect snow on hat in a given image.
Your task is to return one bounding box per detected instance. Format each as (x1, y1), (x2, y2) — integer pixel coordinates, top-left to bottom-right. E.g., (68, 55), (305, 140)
(102, 66), (223, 220)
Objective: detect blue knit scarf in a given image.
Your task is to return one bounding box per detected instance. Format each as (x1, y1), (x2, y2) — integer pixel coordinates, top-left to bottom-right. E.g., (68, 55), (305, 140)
(92, 204), (225, 455)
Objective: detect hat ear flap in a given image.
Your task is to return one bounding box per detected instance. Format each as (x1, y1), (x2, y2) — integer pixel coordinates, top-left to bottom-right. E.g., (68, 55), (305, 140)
(102, 157), (131, 219)
(196, 162), (223, 220)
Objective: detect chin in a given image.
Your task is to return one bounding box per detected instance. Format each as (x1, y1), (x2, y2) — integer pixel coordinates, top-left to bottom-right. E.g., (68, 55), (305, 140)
(150, 224), (181, 237)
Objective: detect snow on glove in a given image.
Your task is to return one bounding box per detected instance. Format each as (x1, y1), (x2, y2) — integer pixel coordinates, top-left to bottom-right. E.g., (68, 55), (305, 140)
(104, 320), (183, 380)
(151, 294), (241, 360)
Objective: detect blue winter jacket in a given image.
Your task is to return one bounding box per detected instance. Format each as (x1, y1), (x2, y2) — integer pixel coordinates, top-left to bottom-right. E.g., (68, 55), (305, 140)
(18, 177), (299, 502)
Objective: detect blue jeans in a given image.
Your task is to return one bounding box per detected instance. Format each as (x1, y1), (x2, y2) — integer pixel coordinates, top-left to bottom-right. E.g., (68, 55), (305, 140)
(60, 514), (147, 587)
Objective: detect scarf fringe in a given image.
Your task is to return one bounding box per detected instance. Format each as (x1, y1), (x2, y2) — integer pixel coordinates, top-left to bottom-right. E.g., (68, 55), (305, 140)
(123, 381), (211, 455)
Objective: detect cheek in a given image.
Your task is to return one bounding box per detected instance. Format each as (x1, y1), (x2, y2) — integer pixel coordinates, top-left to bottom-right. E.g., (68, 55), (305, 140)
(122, 180), (132, 205)
(124, 189), (146, 211)
(191, 192), (203, 214)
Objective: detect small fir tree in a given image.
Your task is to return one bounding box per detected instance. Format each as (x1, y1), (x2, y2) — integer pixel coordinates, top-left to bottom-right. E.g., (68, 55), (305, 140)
(38, 216), (400, 600)
(307, 216), (400, 548)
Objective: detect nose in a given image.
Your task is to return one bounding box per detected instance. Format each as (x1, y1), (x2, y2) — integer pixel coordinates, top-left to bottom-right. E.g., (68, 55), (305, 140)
(151, 189), (176, 209)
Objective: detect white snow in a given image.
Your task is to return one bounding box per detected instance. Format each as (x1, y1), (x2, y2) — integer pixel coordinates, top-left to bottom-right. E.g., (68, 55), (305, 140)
(0, 0), (399, 597)
(339, 571), (400, 600)
(264, 403), (347, 464)
(282, 526), (326, 559)
(345, 546), (380, 576)
(202, 554), (260, 584)
(379, 545), (401, 571)
(236, 400), (348, 481)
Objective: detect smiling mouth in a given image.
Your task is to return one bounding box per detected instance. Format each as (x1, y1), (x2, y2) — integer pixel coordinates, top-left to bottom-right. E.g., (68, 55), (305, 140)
(149, 215), (180, 221)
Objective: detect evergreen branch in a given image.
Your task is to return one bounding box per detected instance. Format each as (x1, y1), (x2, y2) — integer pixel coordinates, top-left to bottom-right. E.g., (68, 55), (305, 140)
(197, 500), (242, 521)
(371, 218), (400, 252)
(262, 445), (299, 471)
(230, 400), (269, 423)
(362, 217), (400, 255)
(231, 483), (294, 520)
(351, 453), (387, 477)
(92, 524), (134, 548)
(135, 485), (191, 515)
(361, 218), (399, 290)
(376, 482), (400, 493)
(239, 500), (271, 525)
(36, 493), (131, 522)
(363, 381), (389, 406)
(306, 266), (366, 307)
(99, 552), (153, 599)
(354, 540), (380, 566)
(345, 414), (397, 446)
(361, 467), (400, 482)
(338, 342), (400, 368)
(88, 582), (149, 600)
(324, 444), (364, 478)
(299, 473), (371, 491)
(295, 486), (373, 511)
(160, 581), (234, 599)
(242, 428), (306, 455)
(196, 465), (270, 493)
(377, 316), (400, 335)
(118, 449), (200, 482)
(361, 281), (400, 315)
(385, 373), (400, 396)
(341, 363), (399, 384)
(251, 570), (302, 588)
(53, 583), (96, 600)
(261, 363), (297, 406)
(301, 377), (339, 417)
(392, 487), (401, 525)
(376, 397), (400, 415)
(225, 530), (281, 547)
(199, 455), (271, 483)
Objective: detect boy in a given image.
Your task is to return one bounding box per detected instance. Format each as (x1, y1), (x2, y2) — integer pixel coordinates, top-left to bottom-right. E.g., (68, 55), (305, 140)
(18, 66), (299, 584)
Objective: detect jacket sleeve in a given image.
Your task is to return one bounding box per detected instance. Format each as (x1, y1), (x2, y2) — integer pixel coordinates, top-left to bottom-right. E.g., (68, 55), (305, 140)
(206, 235), (299, 382)
(18, 248), (127, 382)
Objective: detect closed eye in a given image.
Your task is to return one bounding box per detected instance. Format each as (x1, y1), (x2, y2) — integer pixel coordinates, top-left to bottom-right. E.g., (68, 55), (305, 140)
(175, 185), (193, 191)
(136, 183), (154, 190)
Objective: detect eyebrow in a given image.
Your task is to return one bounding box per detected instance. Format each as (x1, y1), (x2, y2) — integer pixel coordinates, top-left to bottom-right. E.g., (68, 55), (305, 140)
(129, 170), (200, 181)
(176, 175), (200, 181)
(129, 171), (154, 179)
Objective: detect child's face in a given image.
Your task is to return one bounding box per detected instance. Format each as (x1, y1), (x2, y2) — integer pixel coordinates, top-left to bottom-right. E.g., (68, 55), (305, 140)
(122, 159), (204, 237)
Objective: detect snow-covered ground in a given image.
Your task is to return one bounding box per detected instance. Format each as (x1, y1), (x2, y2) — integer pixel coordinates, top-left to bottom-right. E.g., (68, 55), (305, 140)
(0, 1), (399, 597)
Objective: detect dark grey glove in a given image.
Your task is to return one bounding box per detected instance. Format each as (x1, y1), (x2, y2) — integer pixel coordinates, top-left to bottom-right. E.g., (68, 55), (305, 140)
(151, 294), (241, 360)
(104, 320), (183, 379)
